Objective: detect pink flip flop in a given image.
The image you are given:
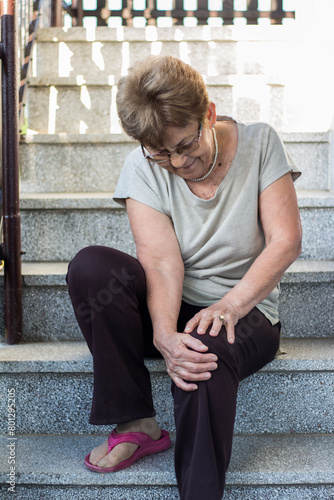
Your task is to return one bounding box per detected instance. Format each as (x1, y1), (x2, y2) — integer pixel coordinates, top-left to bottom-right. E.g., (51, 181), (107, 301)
(84, 429), (171, 472)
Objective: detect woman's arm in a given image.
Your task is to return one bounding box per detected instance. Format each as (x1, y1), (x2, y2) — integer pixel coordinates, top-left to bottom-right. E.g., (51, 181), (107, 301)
(184, 172), (302, 343)
(126, 198), (218, 391)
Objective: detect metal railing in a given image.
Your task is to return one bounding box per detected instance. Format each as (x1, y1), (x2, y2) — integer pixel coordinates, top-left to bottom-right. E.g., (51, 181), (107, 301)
(52, 0), (295, 27)
(0, 0), (41, 344)
(19, 1), (42, 131)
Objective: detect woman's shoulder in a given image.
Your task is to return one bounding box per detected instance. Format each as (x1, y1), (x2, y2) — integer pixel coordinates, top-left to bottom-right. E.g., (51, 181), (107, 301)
(120, 145), (172, 196)
(217, 115), (277, 145)
(123, 146), (145, 170)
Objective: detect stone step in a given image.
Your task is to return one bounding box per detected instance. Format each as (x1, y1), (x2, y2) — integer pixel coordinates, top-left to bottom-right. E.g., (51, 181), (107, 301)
(19, 132), (331, 193)
(18, 191), (334, 262)
(26, 77), (284, 135)
(0, 433), (333, 499)
(33, 26), (296, 83)
(0, 338), (333, 435)
(0, 260), (332, 342)
(29, 26), (296, 134)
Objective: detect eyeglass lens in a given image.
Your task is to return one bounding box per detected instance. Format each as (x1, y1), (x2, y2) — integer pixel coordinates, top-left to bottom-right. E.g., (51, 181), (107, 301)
(145, 126), (202, 163)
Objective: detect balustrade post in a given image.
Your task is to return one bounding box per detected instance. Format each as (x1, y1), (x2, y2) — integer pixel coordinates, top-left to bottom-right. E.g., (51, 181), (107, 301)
(51, 0), (62, 26)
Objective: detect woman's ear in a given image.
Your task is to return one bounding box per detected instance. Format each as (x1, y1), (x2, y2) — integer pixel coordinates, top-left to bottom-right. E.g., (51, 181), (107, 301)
(207, 102), (217, 127)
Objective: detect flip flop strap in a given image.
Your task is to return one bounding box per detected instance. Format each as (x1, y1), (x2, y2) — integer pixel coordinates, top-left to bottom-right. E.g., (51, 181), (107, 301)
(107, 431), (151, 453)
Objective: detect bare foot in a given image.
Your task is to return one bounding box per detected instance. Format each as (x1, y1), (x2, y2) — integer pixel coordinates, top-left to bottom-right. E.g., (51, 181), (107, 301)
(89, 417), (161, 469)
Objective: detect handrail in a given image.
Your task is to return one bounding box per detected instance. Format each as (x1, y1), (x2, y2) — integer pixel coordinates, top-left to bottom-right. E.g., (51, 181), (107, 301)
(0, 0), (41, 344)
(19, 1), (42, 131)
(51, 0), (294, 27)
(0, 0), (22, 344)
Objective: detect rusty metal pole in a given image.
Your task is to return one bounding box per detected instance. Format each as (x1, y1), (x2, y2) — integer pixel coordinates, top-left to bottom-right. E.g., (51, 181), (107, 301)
(0, 0), (22, 344)
(51, 0), (62, 26)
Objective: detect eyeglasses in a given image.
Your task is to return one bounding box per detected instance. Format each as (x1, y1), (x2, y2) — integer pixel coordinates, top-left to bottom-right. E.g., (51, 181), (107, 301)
(141, 123), (202, 164)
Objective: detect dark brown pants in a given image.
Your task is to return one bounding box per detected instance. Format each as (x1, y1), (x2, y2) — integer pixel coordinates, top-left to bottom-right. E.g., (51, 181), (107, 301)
(67, 246), (280, 500)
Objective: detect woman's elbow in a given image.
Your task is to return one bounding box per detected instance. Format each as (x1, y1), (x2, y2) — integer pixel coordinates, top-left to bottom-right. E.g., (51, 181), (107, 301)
(294, 238), (302, 259)
(270, 229), (302, 264)
(289, 229), (302, 262)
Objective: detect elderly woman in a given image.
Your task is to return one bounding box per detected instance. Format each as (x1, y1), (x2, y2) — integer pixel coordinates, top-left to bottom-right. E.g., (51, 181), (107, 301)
(67, 55), (302, 499)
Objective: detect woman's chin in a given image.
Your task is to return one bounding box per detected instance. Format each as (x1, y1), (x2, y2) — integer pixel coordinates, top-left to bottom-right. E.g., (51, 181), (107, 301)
(175, 158), (201, 178)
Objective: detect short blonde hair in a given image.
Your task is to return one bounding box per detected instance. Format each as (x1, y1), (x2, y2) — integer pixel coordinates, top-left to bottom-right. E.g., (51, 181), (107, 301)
(116, 55), (210, 149)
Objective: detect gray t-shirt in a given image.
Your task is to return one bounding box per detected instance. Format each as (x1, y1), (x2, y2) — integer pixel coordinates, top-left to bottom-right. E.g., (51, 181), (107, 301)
(113, 120), (301, 324)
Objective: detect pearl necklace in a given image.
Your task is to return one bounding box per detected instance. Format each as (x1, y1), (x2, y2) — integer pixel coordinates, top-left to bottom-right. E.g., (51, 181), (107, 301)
(189, 126), (218, 182)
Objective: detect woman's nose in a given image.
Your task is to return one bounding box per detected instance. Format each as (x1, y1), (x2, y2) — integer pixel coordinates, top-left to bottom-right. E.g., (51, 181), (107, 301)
(170, 151), (187, 168)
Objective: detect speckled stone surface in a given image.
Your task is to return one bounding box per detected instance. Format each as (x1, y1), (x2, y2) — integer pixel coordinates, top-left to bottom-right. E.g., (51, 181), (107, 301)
(0, 339), (333, 435)
(20, 134), (330, 193)
(1, 485), (334, 500)
(27, 78), (286, 136)
(20, 207), (136, 262)
(35, 26), (299, 44)
(20, 285), (81, 341)
(0, 485), (180, 499)
(283, 139), (330, 191)
(1, 338), (333, 372)
(18, 193), (334, 262)
(1, 259), (333, 342)
(38, 25), (306, 42)
(0, 259), (333, 341)
(19, 139), (135, 193)
(0, 434), (333, 496)
(279, 282), (334, 337)
(34, 37), (238, 83)
(223, 486), (334, 500)
(298, 208), (334, 260)
(28, 84), (245, 135)
(27, 86), (119, 135)
(279, 258), (334, 337)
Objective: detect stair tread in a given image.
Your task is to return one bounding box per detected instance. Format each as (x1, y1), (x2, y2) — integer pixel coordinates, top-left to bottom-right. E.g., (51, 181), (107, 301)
(28, 74), (285, 87)
(0, 433), (333, 486)
(18, 190), (334, 209)
(1, 338), (333, 373)
(35, 25), (300, 43)
(20, 131), (330, 143)
(8, 260), (333, 285)
(20, 132), (132, 144)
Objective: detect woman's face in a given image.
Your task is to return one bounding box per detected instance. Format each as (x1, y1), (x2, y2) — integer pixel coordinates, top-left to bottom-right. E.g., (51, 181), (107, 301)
(144, 106), (216, 181)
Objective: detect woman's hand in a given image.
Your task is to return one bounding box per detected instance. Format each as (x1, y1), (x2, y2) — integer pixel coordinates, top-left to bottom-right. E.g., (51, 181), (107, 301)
(183, 299), (241, 344)
(154, 330), (218, 392)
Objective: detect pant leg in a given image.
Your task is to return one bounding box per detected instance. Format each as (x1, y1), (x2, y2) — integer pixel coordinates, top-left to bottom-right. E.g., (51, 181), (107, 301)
(66, 245), (160, 425)
(172, 304), (280, 500)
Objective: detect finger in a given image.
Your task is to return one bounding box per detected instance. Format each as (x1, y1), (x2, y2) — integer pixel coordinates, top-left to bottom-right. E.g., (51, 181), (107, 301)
(225, 320), (235, 344)
(197, 312), (226, 335)
(172, 367), (213, 385)
(196, 320), (212, 334)
(181, 336), (218, 362)
(181, 360), (218, 373)
(181, 334), (209, 353)
(176, 348), (218, 367)
(183, 316), (200, 333)
(208, 317), (225, 337)
(196, 313), (217, 334)
(172, 375), (198, 392)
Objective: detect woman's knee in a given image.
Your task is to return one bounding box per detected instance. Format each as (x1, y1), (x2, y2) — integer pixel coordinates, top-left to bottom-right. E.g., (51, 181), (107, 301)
(67, 246), (105, 292)
(66, 246), (147, 311)
(188, 327), (234, 366)
(67, 246), (139, 287)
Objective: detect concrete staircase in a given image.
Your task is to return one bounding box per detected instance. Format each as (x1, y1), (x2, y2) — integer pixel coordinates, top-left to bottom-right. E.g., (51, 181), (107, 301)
(0, 26), (333, 498)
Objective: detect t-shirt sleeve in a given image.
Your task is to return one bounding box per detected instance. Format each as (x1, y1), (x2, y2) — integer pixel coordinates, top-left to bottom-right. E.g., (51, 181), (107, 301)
(113, 148), (168, 215)
(259, 125), (301, 194)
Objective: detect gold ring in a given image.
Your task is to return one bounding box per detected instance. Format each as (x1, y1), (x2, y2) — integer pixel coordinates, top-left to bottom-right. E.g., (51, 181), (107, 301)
(218, 314), (225, 324)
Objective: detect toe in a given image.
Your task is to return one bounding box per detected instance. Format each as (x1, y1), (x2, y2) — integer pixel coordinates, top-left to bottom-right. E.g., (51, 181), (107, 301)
(89, 440), (109, 465)
(97, 443), (139, 469)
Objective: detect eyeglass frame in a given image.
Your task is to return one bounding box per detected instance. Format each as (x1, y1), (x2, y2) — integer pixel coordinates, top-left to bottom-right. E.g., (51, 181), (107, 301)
(141, 122), (203, 164)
